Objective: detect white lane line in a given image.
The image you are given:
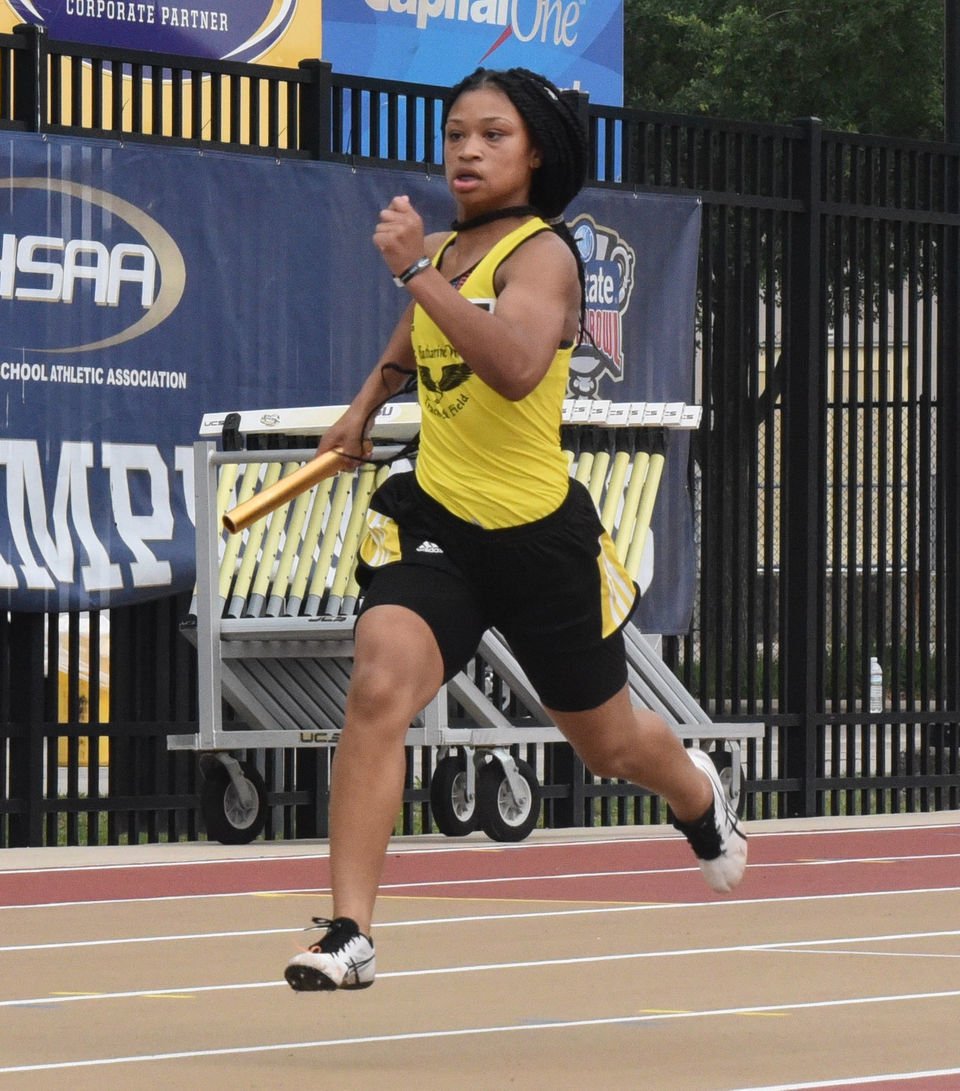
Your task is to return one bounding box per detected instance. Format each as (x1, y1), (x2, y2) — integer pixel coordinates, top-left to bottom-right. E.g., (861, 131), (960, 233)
(2, 822), (956, 878)
(0, 885), (320, 912)
(3, 852), (958, 911)
(0, 857), (331, 877)
(374, 852), (960, 891)
(2, 880), (958, 915)
(4, 895), (960, 953)
(3, 927), (958, 1009)
(0, 836), (677, 877)
(0, 836), (675, 876)
(2, 988), (960, 1074)
(0, 886), (321, 911)
(735, 1066), (960, 1090)
(773, 948), (960, 961)
(0, 927), (299, 952)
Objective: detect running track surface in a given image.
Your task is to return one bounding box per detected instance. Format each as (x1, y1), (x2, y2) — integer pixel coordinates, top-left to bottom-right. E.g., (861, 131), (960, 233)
(1, 814), (959, 1090)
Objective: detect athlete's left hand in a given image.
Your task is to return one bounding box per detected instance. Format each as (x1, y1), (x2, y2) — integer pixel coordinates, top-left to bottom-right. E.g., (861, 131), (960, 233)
(373, 195), (426, 275)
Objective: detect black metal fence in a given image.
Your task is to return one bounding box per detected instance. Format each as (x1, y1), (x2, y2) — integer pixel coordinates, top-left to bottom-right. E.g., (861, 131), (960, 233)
(2, 24), (958, 845)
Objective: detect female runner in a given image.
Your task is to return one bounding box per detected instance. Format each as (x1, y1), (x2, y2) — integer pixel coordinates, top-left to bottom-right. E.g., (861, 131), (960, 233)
(285, 66), (746, 992)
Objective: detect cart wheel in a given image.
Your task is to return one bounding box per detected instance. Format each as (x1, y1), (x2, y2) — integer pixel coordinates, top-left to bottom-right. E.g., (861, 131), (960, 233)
(200, 759), (268, 844)
(709, 745), (746, 817)
(476, 758), (540, 842)
(430, 752), (478, 837)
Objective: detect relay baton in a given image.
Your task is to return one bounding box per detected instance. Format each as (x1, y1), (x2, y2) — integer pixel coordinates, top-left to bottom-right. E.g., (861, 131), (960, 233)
(222, 449), (349, 535)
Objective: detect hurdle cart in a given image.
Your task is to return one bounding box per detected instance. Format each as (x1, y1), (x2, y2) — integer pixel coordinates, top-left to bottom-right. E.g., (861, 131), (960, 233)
(173, 400), (763, 843)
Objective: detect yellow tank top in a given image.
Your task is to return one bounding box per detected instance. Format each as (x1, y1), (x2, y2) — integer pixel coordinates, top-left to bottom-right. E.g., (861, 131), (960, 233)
(412, 218), (573, 528)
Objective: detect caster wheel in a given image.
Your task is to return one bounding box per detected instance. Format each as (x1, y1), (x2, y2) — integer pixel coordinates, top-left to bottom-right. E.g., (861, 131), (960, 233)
(476, 757), (540, 842)
(430, 752), (478, 837)
(200, 758), (268, 844)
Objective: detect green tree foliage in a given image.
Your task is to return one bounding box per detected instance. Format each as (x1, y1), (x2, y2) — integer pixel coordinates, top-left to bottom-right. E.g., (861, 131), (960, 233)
(624, 0), (944, 138)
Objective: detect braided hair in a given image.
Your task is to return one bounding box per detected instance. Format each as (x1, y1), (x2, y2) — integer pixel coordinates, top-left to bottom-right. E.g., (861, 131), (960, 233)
(442, 67), (590, 335)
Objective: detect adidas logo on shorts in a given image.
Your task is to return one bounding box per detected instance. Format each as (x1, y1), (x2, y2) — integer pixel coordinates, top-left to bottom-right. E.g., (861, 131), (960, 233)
(416, 540), (444, 554)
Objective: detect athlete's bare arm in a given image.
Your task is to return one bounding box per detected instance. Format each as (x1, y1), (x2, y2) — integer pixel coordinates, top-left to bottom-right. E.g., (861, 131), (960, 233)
(316, 302), (418, 459)
(374, 196), (579, 401)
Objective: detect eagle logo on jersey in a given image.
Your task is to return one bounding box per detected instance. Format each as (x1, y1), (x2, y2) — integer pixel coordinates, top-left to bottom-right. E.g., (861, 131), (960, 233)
(417, 362), (473, 401)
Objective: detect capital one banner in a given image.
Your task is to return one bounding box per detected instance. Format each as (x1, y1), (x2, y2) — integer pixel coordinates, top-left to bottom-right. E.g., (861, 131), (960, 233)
(0, 133), (699, 631)
(322, 0), (623, 106)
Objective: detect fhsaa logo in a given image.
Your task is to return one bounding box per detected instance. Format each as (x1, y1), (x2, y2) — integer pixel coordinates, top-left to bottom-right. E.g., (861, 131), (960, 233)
(569, 214), (636, 398)
(0, 178), (185, 354)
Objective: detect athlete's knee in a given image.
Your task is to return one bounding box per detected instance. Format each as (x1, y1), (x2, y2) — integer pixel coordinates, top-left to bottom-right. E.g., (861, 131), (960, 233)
(576, 734), (638, 780)
(566, 707), (674, 781)
(347, 654), (433, 727)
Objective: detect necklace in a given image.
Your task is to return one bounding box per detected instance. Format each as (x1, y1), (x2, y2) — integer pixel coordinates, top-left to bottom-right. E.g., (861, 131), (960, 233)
(450, 205), (537, 232)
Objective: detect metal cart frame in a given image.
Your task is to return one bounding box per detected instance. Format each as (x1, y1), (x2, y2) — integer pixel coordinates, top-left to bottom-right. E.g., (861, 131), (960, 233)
(173, 400), (763, 841)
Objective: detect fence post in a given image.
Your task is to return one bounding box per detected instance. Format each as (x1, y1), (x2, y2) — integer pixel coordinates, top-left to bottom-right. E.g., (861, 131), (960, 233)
(8, 614), (46, 847)
(562, 87), (590, 153)
(941, 150), (960, 724)
(12, 23), (46, 133)
(782, 117), (825, 817)
(298, 59), (332, 160)
(543, 743), (577, 827)
(294, 749), (330, 838)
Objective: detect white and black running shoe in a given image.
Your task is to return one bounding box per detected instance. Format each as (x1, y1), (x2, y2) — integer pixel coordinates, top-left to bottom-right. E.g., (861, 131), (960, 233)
(285, 916), (376, 991)
(673, 747), (748, 893)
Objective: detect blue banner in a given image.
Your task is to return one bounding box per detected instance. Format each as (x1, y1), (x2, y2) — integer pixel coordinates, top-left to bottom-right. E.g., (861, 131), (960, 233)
(0, 133), (699, 631)
(1, 1), (314, 63)
(322, 0), (623, 106)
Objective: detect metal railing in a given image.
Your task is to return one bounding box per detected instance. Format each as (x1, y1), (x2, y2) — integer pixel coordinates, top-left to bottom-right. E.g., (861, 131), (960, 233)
(2, 24), (959, 843)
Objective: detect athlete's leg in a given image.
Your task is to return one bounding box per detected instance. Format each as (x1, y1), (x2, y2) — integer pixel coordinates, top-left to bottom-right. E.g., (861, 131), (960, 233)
(547, 684), (747, 892)
(546, 684), (711, 821)
(328, 603), (444, 933)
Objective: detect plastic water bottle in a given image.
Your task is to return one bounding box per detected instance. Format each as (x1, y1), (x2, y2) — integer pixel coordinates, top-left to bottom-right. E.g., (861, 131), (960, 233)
(869, 656), (883, 713)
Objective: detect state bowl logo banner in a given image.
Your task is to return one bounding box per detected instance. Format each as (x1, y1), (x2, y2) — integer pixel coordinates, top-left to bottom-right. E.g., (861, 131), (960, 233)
(1, 2), (313, 64)
(568, 212), (635, 397)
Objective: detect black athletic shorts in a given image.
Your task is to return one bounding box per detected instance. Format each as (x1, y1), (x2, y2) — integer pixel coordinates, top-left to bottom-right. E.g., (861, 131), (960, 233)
(355, 472), (639, 712)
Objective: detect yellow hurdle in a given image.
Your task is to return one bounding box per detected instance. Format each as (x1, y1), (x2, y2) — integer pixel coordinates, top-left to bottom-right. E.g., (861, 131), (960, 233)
(283, 475), (336, 616)
(243, 461), (306, 617)
(325, 463), (379, 615)
(624, 449), (666, 580)
(600, 446), (631, 533)
(614, 449), (650, 563)
(303, 471), (355, 616)
(224, 461), (284, 617)
(217, 461), (264, 606)
(263, 479), (322, 617)
(586, 447), (610, 508)
(215, 461), (239, 524)
(574, 448), (594, 486)
(341, 464), (392, 615)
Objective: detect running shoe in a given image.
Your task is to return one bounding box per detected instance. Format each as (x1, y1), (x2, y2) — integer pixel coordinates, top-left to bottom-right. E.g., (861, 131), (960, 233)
(673, 747), (748, 893)
(284, 916), (376, 991)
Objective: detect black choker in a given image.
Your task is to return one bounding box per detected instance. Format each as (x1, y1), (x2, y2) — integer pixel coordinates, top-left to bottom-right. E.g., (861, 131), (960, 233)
(451, 205), (537, 232)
